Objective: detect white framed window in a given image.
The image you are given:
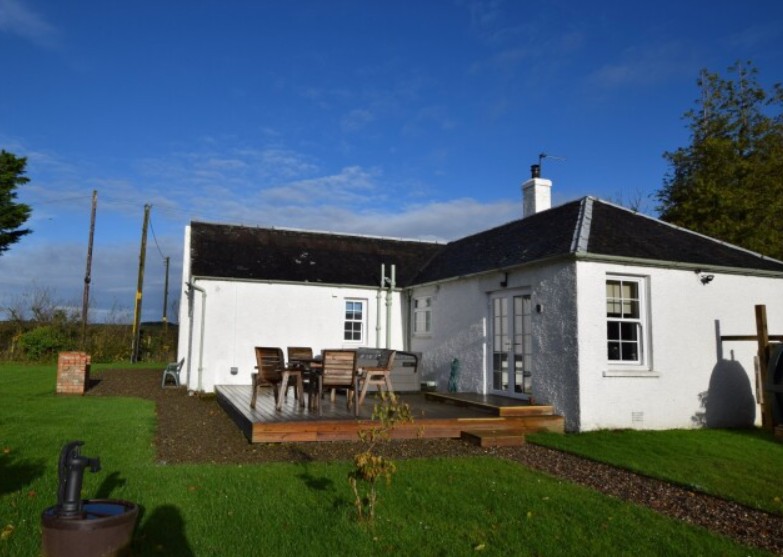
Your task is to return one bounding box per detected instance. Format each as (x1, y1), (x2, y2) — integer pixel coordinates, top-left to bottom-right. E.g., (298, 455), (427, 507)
(413, 296), (432, 335)
(343, 299), (365, 342)
(606, 276), (647, 366)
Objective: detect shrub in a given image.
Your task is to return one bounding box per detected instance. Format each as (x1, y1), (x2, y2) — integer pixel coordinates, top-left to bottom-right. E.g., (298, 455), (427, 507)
(18, 326), (70, 361)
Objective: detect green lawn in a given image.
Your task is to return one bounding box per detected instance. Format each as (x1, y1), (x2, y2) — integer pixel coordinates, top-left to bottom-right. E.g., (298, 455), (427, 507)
(530, 428), (783, 516)
(0, 363), (773, 556)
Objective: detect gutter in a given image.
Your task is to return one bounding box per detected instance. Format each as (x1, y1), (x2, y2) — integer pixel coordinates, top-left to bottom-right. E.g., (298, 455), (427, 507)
(572, 252), (783, 278)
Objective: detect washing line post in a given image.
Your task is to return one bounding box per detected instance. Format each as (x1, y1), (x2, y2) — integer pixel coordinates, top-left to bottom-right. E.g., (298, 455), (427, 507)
(756, 304), (773, 431)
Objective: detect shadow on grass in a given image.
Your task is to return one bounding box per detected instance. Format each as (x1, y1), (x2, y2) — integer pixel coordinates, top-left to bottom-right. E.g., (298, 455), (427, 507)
(95, 471), (127, 499)
(715, 426), (783, 447)
(134, 504), (194, 557)
(296, 461), (334, 492)
(0, 453), (46, 496)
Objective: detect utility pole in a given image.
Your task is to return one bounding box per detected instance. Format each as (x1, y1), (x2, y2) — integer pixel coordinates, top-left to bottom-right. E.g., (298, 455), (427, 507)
(131, 204), (151, 363)
(162, 256), (170, 334)
(81, 190), (98, 349)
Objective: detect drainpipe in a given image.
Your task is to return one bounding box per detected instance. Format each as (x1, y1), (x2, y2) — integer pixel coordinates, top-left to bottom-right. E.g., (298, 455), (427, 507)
(376, 264), (384, 348)
(386, 264), (395, 348)
(186, 281), (207, 392)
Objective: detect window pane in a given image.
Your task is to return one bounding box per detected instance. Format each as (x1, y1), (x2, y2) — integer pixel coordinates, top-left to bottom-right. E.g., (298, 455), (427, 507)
(608, 341), (621, 360)
(620, 322), (638, 341)
(607, 321), (619, 340)
(621, 342), (638, 361)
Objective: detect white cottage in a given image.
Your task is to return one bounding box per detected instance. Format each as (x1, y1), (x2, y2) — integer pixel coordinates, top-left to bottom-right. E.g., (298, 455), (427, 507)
(177, 169), (783, 431)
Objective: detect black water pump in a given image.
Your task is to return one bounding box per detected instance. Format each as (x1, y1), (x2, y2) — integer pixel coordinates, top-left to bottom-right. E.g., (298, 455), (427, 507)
(56, 441), (101, 518)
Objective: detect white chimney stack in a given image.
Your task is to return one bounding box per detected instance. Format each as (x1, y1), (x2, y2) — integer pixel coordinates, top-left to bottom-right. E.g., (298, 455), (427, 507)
(521, 164), (551, 217)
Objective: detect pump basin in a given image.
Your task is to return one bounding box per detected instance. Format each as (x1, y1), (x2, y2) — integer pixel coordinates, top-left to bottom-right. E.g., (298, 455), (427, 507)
(41, 499), (138, 557)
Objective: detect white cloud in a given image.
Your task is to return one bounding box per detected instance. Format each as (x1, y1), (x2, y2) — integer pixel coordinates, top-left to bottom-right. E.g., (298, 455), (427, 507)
(0, 0), (59, 48)
(586, 41), (697, 89)
(0, 237), (179, 324)
(727, 22), (783, 50)
(341, 108), (375, 132)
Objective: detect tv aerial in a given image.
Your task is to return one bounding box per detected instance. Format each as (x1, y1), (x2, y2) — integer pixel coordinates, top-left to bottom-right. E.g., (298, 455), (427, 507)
(538, 152), (566, 173)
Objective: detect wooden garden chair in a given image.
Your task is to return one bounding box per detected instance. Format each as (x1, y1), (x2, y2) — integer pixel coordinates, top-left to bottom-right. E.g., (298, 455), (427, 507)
(287, 346), (318, 409)
(251, 347), (303, 411)
(357, 349), (396, 407)
(286, 346), (314, 365)
(318, 349), (359, 416)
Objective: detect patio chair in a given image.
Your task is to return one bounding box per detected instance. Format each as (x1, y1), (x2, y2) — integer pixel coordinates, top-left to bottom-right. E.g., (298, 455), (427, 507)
(356, 349), (396, 407)
(161, 358), (185, 387)
(287, 346), (314, 364)
(287, 347), (318, 409)
(318, 349), (359, 416)
(251, 347), (303, 410)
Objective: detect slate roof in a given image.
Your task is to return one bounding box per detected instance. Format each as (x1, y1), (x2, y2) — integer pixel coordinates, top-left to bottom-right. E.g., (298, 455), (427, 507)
(189, 223), (442, 287)
(189, 198), (783, 288)
(586, 199), (783, 271)
(413, 197), (783, 283)
(410, 199), (583, 284)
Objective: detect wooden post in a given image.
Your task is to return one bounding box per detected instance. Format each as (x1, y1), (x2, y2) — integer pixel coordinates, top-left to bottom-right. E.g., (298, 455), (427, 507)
(162, 256), (170, 334)
(131, 204), (151, 363)
(81, 190), (98, 349)
(755, 304), (773, 431)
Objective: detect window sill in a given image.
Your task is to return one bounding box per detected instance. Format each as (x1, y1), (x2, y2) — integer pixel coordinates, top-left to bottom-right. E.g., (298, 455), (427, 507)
(603, 369), (660, 378)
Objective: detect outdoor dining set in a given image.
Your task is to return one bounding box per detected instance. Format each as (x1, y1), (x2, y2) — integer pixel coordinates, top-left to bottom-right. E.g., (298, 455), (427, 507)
(249, 346), (397, 415)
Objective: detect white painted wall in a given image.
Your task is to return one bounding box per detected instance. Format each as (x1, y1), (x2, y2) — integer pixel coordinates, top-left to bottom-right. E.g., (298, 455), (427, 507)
(412, 258), (782, 432)
(178, 277), (406, 392)
(409, 279), (489, 393)
(176, 225), (192, 373)
(575, 260), (783, 431)
(409, 261), (581, 425)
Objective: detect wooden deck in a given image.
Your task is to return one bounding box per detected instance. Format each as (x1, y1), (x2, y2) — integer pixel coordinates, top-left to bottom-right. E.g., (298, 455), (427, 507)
(216, 385), (564, 443)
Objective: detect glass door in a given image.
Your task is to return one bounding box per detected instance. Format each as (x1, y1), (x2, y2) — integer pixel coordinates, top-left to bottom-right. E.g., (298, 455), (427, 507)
(490, 292), (532, 396)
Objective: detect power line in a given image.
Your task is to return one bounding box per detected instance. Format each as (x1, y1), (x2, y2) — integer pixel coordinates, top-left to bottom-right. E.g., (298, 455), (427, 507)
(148, 209), (167, 260)
(30, 194), (94, 205)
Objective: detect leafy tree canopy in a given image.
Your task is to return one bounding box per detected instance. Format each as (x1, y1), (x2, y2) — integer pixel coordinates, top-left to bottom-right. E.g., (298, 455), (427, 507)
(656, 62), (783, 260)
(0, 150), (32, 255)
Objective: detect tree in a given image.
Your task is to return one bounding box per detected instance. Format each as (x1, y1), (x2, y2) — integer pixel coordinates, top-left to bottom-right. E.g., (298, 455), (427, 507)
(656, 62), (783, 259)
(0, 150), (33, 255)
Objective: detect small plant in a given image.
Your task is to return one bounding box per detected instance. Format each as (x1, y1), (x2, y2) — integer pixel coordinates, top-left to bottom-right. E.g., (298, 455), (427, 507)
(348, 391), (413, 523)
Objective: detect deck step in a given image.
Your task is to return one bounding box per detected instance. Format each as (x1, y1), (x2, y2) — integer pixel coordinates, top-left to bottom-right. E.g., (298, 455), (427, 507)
(424, 392), (554, 417)
(461, 429), (526, 448)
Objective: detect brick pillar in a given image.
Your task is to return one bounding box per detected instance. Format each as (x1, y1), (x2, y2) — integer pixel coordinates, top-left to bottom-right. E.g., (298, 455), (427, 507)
(56, 352), (91, 395)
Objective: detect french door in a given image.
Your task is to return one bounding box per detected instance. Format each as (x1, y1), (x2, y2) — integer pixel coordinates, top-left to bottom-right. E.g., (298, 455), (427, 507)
(489, 291), (532, 397)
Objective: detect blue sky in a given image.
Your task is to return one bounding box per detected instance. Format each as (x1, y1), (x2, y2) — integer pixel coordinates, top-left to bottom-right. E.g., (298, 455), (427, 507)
(1, 0), (782, 323)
